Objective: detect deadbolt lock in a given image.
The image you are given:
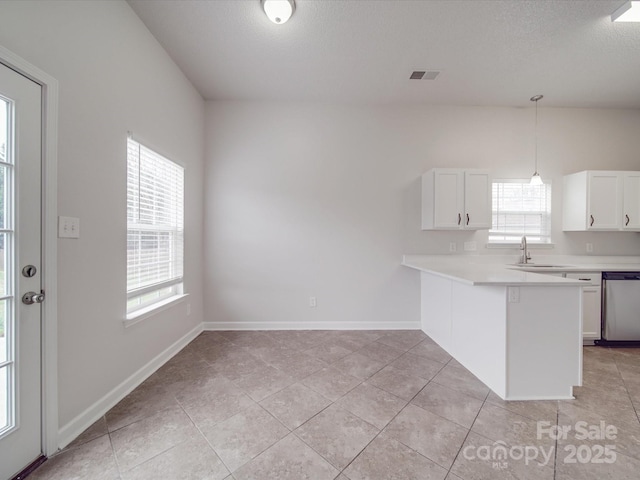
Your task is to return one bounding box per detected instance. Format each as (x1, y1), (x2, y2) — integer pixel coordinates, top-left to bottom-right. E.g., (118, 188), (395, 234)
(22, 265), (37, 278)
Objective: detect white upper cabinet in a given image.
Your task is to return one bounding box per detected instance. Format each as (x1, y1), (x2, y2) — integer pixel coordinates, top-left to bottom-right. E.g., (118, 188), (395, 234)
(587, 172), (622, 230)
(422, 168), (491, 230)
(623, 172), (640, 230)
(563, 170), (640, 231)
(464, 171), (492, 229)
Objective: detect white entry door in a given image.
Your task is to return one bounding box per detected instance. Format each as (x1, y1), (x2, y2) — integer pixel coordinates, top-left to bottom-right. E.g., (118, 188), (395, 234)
(0, 63), (43, 479)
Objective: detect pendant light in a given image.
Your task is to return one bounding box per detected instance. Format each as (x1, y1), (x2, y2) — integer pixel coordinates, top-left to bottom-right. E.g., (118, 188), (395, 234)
(530, 95), (544, 186)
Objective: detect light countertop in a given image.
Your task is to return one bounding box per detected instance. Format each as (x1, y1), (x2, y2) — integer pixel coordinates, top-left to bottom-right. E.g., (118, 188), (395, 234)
(401, 254), (640, 286)
(506, 263), (640, 273)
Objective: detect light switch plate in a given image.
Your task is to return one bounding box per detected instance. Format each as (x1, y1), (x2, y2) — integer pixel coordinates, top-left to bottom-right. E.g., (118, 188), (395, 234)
(58, 216), (80, 238)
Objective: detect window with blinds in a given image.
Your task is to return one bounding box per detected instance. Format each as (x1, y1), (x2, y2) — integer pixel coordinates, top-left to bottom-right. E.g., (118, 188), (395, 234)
(127, 137), (184, 315)
(490, 180), (552, 243)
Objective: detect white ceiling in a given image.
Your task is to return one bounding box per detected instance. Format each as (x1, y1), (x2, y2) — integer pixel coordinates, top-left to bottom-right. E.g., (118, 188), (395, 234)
(128, 0), (640, 108)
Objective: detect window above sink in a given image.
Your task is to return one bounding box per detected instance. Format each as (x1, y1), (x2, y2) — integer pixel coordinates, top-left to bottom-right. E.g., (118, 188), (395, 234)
(490, 179), (552, 245)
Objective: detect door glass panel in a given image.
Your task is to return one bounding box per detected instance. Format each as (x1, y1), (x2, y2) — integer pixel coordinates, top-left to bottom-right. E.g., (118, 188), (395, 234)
(0, 167), (5, 230)
(0, 99), (6, 164)
(0, 365), (8, 431)
(0, 299), (6, 363)
(0, 295), (7, 432)
(0, 99), (7, 356)
(1, 99), (6, 232)
(0, 233), (5, 297)
(0, 97), (14, 438)
(0, 300), (7, 432)
(0, 298), (7, 432)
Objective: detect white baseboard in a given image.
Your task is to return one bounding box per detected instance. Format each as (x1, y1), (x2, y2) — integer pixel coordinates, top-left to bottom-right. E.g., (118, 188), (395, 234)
(57, 323), (203, 450)
(202, 321), (421, 331)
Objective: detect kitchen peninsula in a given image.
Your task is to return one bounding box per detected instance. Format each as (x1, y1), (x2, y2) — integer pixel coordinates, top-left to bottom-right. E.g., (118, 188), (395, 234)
(403, 255), (585, 401)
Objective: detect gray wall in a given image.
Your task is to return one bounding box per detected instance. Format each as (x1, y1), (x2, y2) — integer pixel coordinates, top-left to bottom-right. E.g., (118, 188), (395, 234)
(204, 102), (640, 328)
(0, 0), (205, 429)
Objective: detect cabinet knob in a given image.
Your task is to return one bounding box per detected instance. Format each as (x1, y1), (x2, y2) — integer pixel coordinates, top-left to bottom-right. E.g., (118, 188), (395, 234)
(457, 213), (461, 226)
(625, 214), (630, 226)
(590, 215), (594, 227)
(466, 213), (470, 225)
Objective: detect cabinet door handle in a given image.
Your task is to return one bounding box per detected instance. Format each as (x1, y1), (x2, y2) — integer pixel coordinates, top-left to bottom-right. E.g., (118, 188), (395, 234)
(590, 215), (594, 227)
(466, 213), (470, 225)
(458, 213), (461, 226)
(626, 214), (630, 226)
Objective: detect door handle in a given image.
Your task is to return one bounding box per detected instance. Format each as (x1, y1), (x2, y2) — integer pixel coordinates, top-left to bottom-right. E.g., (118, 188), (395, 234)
(590, 215), (594, 227)
(22, 291), (45, 305)
(457, 213), (461, 226)
(626, 214), (630, 226)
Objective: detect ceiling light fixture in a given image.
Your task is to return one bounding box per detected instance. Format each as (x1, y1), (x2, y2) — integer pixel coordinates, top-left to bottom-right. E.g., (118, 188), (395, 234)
(612, 1), (640, 22)
(530, 95), (544, 186)
(261, 0), (295, 24)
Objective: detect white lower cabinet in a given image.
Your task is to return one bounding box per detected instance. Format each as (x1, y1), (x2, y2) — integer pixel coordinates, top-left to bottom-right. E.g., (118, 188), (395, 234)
(419, 271), (581, 400)
(565, 273), (602, 343)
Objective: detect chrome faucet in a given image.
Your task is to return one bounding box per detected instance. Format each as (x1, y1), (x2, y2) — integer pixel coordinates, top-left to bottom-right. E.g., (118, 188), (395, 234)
(520, 236), (532, 264)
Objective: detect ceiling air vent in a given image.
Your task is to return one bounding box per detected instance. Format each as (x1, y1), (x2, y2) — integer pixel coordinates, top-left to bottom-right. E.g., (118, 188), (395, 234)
(410, 70), (440, 80)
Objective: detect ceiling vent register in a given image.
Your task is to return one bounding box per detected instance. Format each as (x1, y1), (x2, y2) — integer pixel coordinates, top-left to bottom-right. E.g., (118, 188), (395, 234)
(410, 70), (440, 80)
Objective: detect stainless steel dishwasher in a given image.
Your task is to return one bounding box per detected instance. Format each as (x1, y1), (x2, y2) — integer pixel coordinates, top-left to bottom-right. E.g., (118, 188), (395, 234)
(600, 272), (640, 345)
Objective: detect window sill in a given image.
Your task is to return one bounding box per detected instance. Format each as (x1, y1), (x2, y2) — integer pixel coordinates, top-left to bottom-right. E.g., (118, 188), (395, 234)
(124, 293), (189, 328)
(486, 242), (555, 249)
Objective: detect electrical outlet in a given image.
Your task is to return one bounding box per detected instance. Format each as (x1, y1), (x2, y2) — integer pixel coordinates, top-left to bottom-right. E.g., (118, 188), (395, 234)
(309, 297), (317, 308)
(58, 216), (80, 238)
(449, 242), (457, 253)
(586, 243), (593, 253)
(464, 241), (477, 251)
(508, 287), (520, 303)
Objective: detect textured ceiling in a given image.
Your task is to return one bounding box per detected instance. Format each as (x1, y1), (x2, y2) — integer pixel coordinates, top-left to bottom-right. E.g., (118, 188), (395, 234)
(128, 0), (640, 108)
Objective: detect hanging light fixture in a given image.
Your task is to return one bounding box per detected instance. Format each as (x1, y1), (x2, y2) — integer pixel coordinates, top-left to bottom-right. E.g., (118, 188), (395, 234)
(261, 0), (295, 24)
(530, 95), (544, 186)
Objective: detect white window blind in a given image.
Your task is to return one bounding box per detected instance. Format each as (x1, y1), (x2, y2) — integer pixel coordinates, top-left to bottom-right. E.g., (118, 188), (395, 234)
(127, 138), (184, 314)
(490, 180), (551, 243)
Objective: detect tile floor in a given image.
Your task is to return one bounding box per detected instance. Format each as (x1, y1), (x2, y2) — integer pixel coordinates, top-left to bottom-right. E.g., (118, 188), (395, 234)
(29, 330), (640, 480)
